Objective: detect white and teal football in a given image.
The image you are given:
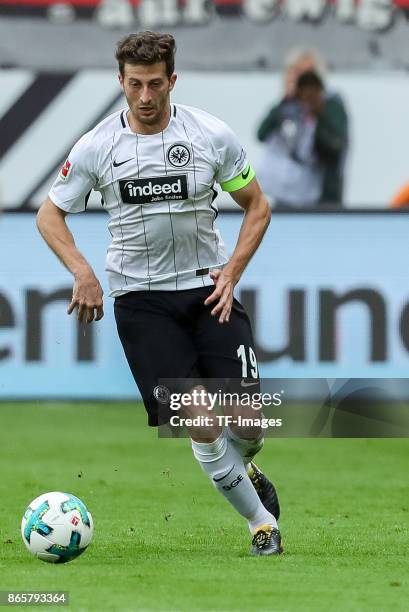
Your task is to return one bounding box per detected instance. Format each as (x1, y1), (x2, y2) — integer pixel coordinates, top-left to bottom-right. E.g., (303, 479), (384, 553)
(21, 492), (93, 563)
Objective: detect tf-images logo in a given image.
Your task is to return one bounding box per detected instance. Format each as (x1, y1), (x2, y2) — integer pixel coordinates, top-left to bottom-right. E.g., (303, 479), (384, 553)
(120, 175), (188, 205)
(167, 143), (191, 168)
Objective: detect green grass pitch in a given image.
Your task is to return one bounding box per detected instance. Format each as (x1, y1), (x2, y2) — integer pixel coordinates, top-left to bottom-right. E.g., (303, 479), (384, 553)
(0, 402), (408, 611)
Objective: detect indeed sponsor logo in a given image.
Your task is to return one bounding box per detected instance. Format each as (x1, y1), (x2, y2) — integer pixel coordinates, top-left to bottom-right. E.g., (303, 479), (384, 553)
(126, 179), (182, 198)
(119, 175), (188, 204)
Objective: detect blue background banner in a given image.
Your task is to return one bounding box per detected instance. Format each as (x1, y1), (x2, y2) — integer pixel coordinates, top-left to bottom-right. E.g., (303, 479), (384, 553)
(0, 212), (408, 398)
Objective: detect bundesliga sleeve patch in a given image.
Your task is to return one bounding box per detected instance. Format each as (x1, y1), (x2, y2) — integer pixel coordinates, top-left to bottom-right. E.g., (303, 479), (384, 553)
(59, 159), (72, 181)
(220, 165), (256, 192)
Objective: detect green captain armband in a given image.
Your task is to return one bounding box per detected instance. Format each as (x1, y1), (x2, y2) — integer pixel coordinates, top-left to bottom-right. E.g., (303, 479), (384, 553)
(220, 165), (256, 192)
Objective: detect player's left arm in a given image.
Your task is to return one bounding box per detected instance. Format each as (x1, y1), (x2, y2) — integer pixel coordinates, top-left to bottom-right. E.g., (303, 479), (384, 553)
(204, 177), (271, 323)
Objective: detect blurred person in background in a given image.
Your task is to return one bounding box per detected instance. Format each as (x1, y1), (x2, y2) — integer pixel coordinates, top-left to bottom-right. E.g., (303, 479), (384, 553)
(256, 49), (348, 208)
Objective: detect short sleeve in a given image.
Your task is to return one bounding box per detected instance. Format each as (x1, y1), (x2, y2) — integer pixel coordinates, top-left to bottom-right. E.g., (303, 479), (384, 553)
(48, 133), (97, 213)
(215, 122), (254, 192)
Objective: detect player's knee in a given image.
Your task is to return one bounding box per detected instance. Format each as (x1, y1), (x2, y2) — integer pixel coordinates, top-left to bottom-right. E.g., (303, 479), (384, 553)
(229, 422), (262, 441)
(189, 423), (223, 443)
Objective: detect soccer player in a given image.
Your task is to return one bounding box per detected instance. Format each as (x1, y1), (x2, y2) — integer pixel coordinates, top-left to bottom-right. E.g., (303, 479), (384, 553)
(36, 31), (282, 556)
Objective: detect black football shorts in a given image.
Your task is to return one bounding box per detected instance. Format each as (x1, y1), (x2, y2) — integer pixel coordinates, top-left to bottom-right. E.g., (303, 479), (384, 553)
(114, 286), (260, 426)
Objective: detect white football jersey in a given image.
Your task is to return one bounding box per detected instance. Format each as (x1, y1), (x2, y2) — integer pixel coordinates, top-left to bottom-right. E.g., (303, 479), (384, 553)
(49, 104), (254, 296)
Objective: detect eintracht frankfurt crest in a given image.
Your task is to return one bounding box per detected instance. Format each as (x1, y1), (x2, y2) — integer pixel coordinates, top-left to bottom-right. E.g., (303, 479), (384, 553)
(167, 144), (191, 168)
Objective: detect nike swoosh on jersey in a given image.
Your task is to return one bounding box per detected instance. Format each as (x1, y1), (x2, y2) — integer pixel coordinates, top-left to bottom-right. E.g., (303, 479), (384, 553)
(242, 167), (250, 180)
(113, 157), (133, 168)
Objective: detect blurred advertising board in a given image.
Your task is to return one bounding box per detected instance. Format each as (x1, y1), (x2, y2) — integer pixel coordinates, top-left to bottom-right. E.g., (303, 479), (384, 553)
(2, 69), (409, 208)
(0, 211), (408, 399)
(0, 1), (409, 70)
(1, 0), (408, 34)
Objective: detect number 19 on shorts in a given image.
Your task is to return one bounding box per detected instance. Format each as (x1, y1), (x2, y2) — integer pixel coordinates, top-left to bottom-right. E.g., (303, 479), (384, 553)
(237, 345), (258, 379)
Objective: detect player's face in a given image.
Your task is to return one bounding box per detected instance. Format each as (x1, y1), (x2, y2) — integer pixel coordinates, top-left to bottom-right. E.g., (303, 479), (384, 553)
(119, 62), (177, 132)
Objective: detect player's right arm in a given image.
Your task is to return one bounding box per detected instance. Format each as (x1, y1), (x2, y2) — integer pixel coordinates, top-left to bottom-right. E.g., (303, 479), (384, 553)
(37, 197), (104, 324)
(37, 132), (103, 324)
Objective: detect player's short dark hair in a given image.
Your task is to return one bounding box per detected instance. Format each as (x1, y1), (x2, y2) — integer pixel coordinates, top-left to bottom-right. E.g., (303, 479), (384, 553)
(115, 31), (176, 78)
(296, 70), (324, 92)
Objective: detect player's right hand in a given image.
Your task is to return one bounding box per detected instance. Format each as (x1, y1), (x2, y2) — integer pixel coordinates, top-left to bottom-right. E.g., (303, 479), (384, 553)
(67, 271), (104, 324)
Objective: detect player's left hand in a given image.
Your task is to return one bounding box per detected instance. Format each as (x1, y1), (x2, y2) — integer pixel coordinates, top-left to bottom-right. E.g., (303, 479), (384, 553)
(204, 269), (238, 324)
